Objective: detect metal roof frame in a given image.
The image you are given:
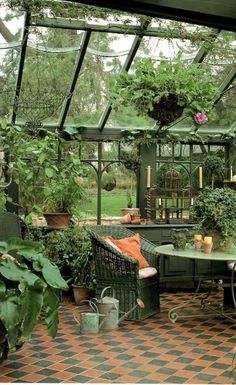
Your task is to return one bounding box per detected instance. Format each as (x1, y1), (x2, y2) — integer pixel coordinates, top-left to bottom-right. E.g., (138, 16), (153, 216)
(3, 1), (236, 141)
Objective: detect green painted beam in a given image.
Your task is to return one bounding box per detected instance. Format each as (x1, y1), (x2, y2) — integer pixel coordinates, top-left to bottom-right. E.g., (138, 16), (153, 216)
(98, 18), (151, 132)
(62, 0), (236, 32)
(30, 16), (212, 41)
(58, 31), (91, 130)
(11, 11), (30, 124)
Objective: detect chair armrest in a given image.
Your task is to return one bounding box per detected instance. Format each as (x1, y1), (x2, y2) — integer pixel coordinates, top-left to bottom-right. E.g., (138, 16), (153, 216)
(140, 238), (159, 269)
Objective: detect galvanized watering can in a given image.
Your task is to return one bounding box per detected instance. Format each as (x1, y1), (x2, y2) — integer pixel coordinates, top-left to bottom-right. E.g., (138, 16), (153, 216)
(95, 286), (145, 331)
(75, 300), (104, 334)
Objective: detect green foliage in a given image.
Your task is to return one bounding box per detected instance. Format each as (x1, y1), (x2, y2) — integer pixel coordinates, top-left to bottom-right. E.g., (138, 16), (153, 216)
(101, 172), (116, 192)
(202, 154), (225, 177)
(0, 237), (68, 352)
(0, 191), (11, 211)
(202, 154), (225, 188)
(191, 187), (236, 241)
(109, 55), (218, 127)
(2, 125), (85, 216)
(45, 226), (93, 287)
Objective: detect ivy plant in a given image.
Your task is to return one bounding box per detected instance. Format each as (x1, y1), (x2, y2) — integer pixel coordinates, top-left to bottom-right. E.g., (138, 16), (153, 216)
(191, 187), (236, 242)
(109, 54), (218, 128)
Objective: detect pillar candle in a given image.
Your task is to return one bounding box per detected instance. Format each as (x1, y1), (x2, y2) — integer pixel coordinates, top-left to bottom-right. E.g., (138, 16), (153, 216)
(194, 234), (202, 241)
(199, 166), (203, 189)
(230, 166), (233, 181)
(147, 165), (151, 188)
(158, 198), (162, 206)
(204, 236), (212, 244)
(190, 198), (194, 205)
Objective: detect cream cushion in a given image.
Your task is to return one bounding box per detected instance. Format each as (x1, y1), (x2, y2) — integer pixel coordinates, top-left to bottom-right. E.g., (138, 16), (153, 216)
(227, 261), (236, 270)
(139, 267), (158, 279)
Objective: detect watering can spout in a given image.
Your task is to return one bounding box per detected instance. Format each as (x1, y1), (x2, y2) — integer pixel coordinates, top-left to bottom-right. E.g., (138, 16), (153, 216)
(96, 287), (145, 330)
(118, 298), (145, 325)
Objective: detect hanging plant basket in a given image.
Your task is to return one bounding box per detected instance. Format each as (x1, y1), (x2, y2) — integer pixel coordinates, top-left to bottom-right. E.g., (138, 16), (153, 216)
(101, 174), (116, 191)
(148, 94), (185, 126)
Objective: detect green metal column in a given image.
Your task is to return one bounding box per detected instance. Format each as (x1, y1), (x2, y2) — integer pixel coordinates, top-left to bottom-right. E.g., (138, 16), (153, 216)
(97, 143), (102, 225)
(138, 143), (156, 220)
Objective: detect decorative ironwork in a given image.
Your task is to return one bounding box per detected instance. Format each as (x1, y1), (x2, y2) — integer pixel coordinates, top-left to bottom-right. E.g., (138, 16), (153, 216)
(14, 88), (67, 130)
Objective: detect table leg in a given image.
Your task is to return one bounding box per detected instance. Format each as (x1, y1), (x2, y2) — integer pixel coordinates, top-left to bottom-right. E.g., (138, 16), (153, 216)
(168, 279), (203, 323)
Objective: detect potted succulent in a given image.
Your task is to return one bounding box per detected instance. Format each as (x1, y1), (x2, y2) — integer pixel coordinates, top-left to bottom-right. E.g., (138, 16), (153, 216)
(191, 187), (236, 251)
(0, 237), (68, 361)
(109, 54), (218, 129)
(45, 225), (93, 305)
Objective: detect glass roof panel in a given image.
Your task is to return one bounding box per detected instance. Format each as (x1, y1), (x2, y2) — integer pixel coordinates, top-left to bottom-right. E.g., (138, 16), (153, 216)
(64, 31), (137, 126)
(15, 26), (79, 127)
(0, 48), (20, 119)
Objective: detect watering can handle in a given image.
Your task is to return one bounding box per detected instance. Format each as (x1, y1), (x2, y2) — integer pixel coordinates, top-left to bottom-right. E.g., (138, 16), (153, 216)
(100, 286), (116, 302)
(80, 299), (99, 314)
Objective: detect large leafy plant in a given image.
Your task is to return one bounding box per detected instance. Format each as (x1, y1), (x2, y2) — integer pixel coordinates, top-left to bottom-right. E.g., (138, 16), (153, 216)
(1, 124), (85, 217)
(191, 187), (236, 241)
(109, 55), (218, 128)
(0, 238), (68, 358)
(46, 226), (93, 287)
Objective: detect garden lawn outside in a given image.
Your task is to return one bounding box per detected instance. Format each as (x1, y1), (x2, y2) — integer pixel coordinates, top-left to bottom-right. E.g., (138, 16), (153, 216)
(80, 191), (136, 217)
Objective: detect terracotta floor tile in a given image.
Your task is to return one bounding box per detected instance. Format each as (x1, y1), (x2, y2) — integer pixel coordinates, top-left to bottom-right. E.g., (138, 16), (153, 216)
(0, 291), (235, 384)
(21, 373), (45, 382)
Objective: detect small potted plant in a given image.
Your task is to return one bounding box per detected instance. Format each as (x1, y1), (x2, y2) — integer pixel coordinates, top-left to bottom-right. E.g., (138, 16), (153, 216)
(46, 225), (93, 305)
(2, 126), (85, 226)
(43, 169), (85, 228)
(202, 154), (225, 189)
(109, 54), (218, 129)
(191, 187), (236, 251)
(0, 237), (68, 361)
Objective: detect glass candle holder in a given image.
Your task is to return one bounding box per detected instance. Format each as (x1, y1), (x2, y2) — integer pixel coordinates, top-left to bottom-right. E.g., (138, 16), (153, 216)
(203, 236), (213, 254)
(194, 234), (202, 251)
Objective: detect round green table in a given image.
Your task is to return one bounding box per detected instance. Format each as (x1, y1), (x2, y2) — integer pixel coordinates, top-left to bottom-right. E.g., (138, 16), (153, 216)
(155, 244), (236, 323)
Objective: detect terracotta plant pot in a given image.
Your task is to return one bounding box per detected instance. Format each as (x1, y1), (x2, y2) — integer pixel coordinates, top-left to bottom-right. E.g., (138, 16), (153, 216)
(43, 212), (72, 228)
(120, 213), (131, 224)
(131, 213), (141, 224)
(72, 285), (89, 305)
(121, 208), (140, 216)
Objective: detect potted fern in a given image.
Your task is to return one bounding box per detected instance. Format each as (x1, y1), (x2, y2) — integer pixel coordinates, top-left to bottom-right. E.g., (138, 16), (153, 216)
(109, 54), (218, 129)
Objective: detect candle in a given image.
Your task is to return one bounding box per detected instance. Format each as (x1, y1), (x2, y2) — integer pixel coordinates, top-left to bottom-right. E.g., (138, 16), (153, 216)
(158, 198), (162, 206)
(204, 236), (212, 244)
(190, 198), (194, 205)
(147, 165), (151, 188)
(199, 166), (203, 189)
(194, 234), (202, 241)
(230, 166), (233, 181)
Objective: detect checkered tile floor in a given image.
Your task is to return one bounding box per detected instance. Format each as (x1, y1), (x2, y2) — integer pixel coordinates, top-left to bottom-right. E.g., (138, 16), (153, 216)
(0, 289), (236, 383)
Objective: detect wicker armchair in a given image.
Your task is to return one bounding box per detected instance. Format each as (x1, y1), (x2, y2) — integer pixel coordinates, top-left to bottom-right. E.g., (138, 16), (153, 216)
(0, 211), (23, 241)
(88, 225), (160, 321)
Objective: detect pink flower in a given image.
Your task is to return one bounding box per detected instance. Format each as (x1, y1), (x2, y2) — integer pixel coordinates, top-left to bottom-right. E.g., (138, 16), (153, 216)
(75, 176), (84, 185)
(194, 112), (208, 125)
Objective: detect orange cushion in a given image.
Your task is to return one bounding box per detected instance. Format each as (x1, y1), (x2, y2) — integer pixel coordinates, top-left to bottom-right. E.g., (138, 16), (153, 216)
(110, 233), (149, 269)
(102, 236), (122, 252)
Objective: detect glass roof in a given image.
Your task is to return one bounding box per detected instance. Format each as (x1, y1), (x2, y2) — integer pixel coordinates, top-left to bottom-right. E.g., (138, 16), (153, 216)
(0, 1), (236, 141)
